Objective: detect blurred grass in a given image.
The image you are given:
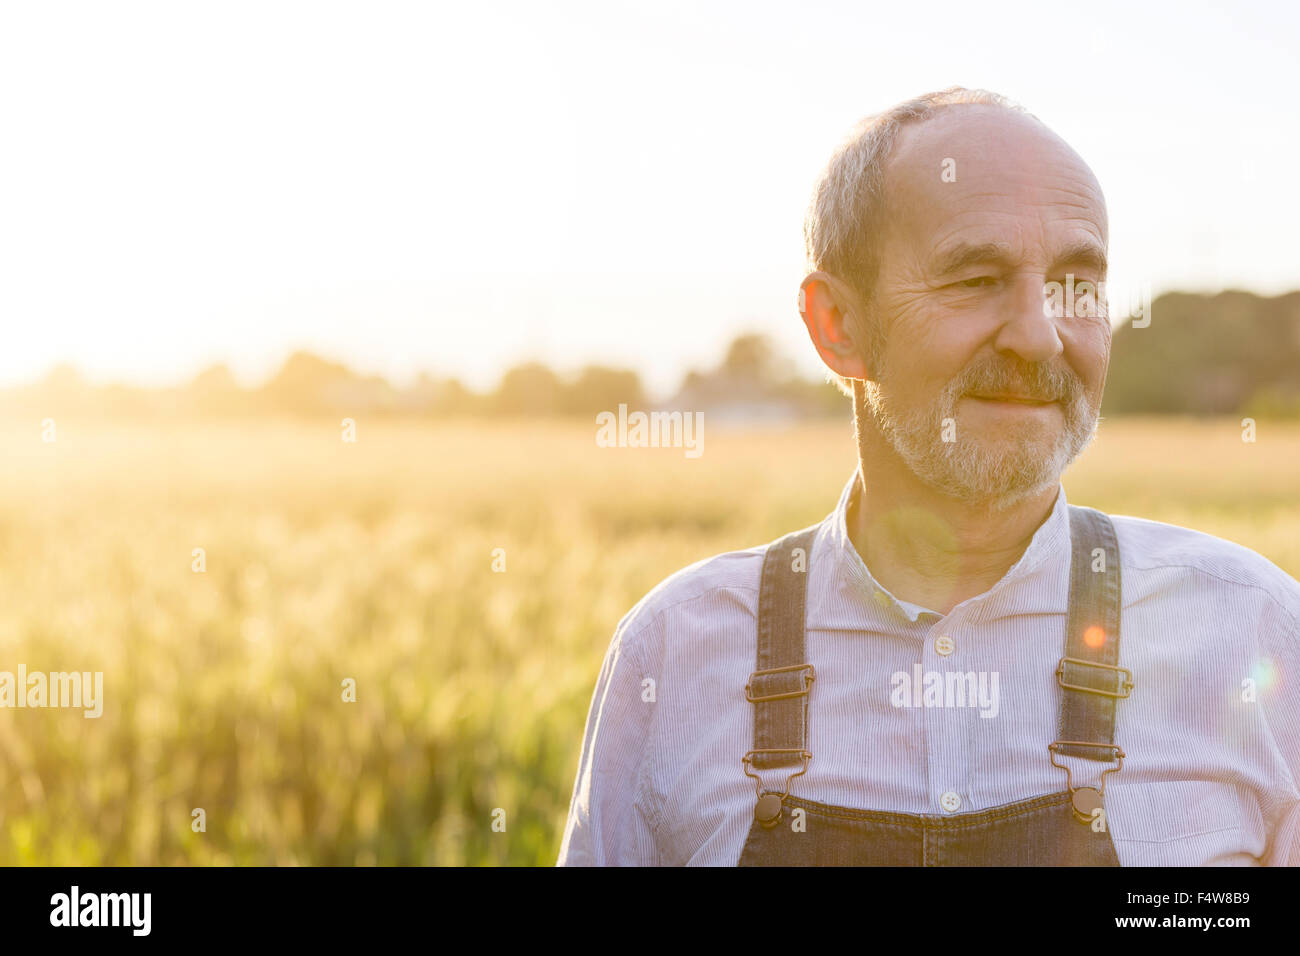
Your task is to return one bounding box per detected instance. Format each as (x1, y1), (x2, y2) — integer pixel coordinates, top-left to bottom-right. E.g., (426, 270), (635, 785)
(0, 415), (1296, 864)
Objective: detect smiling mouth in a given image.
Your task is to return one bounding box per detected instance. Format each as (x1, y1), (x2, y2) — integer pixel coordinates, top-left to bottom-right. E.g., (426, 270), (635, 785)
(966, 393), (1058, 406)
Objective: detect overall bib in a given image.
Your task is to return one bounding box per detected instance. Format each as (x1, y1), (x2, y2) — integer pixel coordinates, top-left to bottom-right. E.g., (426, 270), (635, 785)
(737, 506), (1132, 866)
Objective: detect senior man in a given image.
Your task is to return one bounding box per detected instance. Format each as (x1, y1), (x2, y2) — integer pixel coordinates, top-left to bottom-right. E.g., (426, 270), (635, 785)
(557, 88), (1300, 866)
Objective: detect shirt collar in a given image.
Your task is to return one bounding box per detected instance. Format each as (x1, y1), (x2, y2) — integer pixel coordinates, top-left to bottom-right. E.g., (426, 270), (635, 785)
(810, 467), (1072, 629)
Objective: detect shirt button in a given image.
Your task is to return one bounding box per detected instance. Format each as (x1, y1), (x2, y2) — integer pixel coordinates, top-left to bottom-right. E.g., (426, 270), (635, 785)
(935, 634), (955, 656)
(940, 791), (962, 813)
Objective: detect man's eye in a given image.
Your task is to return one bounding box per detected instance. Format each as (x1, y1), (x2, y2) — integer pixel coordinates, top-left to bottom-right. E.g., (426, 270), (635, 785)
(954, 276), (997, 289)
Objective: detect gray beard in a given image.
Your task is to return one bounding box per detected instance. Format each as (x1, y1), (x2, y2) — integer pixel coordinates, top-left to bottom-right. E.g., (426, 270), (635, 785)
(860, 365), (1101, 512)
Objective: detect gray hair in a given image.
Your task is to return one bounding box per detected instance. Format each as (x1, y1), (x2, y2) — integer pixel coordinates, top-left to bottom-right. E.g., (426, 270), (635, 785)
(805, 88), (1032, 396)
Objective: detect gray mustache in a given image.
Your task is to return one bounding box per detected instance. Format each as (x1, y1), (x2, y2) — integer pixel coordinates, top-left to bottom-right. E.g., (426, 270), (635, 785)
(957, 364), (1082, 403)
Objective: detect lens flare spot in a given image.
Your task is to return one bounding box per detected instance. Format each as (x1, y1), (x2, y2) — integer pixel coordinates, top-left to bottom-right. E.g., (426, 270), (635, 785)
(1251, 658), (1278, 692)
(1083, 625), (1106, 649)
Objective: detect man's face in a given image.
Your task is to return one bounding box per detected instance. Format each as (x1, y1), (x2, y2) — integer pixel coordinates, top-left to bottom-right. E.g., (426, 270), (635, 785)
(860, 106), (1111, 510)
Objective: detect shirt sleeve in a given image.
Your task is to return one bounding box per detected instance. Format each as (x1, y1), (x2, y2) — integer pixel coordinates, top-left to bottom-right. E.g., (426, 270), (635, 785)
(1260, 587), (1300, 866)
(1266, 801), (1300, 866)
(556, 616), (660, 866)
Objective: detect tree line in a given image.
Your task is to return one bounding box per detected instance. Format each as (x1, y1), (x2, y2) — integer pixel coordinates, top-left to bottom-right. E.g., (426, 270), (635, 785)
(7, 290), (1299, 420)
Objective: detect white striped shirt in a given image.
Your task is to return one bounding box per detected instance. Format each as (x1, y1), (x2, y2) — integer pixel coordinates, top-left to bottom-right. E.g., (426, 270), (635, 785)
(557, 470), (1300, 866)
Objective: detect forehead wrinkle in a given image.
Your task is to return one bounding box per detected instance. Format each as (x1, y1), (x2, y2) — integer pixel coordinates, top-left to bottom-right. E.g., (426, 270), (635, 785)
(886, 168), (1105, 238)
(894, 195), (1106, 269)
(1057, 215), (1107, 238)
(914, 185), (1104, 225)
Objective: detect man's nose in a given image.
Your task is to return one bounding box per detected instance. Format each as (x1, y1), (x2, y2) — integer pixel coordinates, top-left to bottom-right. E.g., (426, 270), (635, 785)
(992, 274), (1064, 363)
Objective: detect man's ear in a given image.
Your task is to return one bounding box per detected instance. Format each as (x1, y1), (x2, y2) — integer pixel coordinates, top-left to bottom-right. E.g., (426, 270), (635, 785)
(798, 272), (874, 382)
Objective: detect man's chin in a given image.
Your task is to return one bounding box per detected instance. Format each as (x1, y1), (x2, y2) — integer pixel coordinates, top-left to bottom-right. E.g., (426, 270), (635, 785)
(925, 438), (1066, 507)
(929, 466), (1062, 512)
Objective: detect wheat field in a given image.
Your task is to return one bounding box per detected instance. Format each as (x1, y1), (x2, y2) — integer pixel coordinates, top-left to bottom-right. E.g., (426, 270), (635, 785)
(0, 416), (1296, 865)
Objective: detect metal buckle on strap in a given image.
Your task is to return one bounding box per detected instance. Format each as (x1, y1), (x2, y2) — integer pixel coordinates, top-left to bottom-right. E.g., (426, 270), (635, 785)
(1056, 657), (1133, 698)
(1048, 741), (1125, 788)
(745, 663), (816, 702)
(741, 749), (813, 796)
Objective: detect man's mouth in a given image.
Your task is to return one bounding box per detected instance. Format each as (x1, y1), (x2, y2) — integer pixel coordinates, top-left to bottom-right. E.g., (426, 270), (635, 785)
(966, 392), (1057, 406)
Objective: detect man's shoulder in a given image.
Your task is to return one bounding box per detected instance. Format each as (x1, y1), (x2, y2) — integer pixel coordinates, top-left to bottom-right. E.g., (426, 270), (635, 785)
(613, 537), (782, 647)
(1107, 510), (1300, 624)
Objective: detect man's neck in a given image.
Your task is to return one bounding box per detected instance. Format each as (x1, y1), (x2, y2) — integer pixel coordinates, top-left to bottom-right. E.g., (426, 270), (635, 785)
(848, 436), (1061, 617)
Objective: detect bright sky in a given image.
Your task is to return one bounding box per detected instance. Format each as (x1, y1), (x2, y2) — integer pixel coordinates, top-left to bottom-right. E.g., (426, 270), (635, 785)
(2, 0), (1297, 398)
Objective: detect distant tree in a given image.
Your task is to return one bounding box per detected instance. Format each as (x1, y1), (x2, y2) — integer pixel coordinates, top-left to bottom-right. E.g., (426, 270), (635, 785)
(673, 330), (814, 405)
(43, 362), (85, 391)
(1243, 384), (1300, 420)
(265, 352), (357, 391)
(254, 351), (408, 417)
(26, 362), (91, 417)
(1102, 291), (1300, 416)
(432, 377), (482, 416)
(190, 363), (238, 391)
(721, 332), (793, 384)
(561, 365), (644, 415)
(188, 362), (249, 416)
(493, 362), (564, 416)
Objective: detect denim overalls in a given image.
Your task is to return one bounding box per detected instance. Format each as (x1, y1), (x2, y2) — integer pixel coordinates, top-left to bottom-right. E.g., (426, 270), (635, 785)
(737, 506), (1131, 866)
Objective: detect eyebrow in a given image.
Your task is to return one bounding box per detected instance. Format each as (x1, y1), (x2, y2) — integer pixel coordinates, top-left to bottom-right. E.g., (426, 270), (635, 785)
(1050, 240), (1108, 277)
(928, 239), (1108, 278)
(929, 242), (1016, 277)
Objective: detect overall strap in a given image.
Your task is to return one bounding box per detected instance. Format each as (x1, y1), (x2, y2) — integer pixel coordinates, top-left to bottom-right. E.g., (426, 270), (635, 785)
(1055, 505), (1130, 764)
(746, 526), (819, 771)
